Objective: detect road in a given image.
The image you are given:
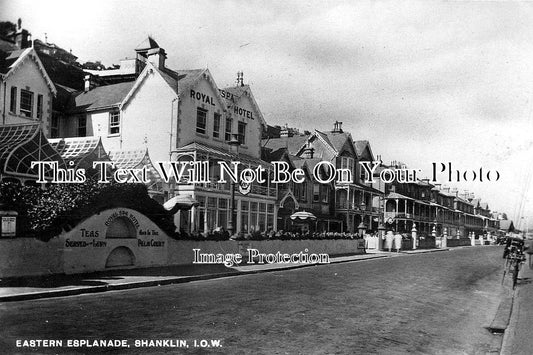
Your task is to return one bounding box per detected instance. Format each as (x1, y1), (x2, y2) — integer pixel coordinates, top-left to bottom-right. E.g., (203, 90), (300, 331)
(1, 246), (506, 354)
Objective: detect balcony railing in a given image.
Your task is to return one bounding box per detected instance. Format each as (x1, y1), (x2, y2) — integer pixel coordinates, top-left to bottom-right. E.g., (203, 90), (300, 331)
(384, 212), (413, 220)
(336, 202), (373, 211)
(196, 182), (277, 197)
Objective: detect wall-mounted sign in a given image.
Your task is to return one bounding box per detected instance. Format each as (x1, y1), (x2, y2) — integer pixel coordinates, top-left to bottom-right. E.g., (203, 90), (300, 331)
(1, 216), (16, 237)
(239, 181), (251, 195)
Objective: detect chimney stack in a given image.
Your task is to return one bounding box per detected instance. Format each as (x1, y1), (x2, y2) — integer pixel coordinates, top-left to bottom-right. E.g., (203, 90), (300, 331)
(14, 18), (31, 49)
(84, 74), (96, 92)
(332, 121), (343, 133)
(147, 47), (166, 69)
(280, 124), (289, 138)
(303, 145), (314, 159)
(236, 71), (244, 87)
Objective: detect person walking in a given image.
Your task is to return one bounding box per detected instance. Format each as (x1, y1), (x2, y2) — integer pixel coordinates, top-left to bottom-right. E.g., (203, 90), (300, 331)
(385, 231), (394, 252)
(394, 233), (403, 252)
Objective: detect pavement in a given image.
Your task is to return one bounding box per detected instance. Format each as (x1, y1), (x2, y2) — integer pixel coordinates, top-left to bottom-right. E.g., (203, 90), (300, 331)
(500, 252), (533, 355)
(0, 247), (451, 302)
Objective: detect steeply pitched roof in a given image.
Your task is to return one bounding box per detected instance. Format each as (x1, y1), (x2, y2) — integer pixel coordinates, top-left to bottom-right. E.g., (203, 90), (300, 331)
(354, 140), (369, 156)
(222, 85), (249, 104)
(262, 135), (309, 156)
(499, 220), (514, 232)
(135, 36), (160, 51)
(70, 81), (135, 112)
(470, 198), (481, 208)
(0, 48), (57, 94)
(0, 47), (21, 74)
(314, 130), (333, 150)
(156, 67), (204, 96)
(37, 51), (85, 91)
(175, 141), (270, 167)
(325, 132), (352, 153)
(0, 37), (17, 53)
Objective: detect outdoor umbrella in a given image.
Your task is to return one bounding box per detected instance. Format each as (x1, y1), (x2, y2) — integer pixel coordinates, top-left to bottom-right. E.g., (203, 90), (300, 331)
(290, 211), (317, 221)
(163, 195), (199, 214)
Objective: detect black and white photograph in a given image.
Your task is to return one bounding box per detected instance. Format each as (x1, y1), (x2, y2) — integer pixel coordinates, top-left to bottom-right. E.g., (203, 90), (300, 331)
(0, 0), (532, 354)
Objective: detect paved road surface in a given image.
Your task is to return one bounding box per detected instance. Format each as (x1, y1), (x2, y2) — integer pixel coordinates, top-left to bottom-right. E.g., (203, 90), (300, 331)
(0, 246), (505, 354)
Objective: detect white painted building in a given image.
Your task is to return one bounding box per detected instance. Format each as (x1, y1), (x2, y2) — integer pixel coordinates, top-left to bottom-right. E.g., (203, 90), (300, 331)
(60, 37), (277, 235)
(0, 46), (56, 135)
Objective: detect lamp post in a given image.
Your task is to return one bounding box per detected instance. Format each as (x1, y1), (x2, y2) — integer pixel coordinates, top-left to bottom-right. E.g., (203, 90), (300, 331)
(227, 134), (241, 236)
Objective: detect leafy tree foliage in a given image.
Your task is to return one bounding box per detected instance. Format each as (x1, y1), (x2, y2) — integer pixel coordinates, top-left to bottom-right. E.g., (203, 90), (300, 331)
(0, 179), (175, 241)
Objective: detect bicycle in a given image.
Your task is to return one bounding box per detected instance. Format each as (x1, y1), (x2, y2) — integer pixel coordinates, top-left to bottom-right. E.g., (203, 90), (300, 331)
(502, 241), (526, 289)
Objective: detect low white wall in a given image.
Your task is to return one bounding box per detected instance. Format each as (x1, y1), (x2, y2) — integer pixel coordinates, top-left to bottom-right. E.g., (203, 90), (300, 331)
(61, 208), (168, 274)
(167, 239), (365, 265)
(0, 238), (63, 278)
(0, 228), (365, 277)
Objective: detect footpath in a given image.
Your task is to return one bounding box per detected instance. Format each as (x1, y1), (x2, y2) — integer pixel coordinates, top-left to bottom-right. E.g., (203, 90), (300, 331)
(500, 253), (533, 355)
(0, 247), (450, 302)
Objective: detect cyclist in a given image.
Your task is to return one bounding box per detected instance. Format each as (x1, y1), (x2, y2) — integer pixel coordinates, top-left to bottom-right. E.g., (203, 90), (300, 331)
(503, 234), (527, 259)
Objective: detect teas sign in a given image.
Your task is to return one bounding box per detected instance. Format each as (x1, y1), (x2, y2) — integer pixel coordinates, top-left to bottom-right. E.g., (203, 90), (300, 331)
(1, 216), (16, 237)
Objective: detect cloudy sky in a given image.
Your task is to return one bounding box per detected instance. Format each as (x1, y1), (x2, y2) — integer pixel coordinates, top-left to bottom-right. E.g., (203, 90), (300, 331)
(2, 0), (533, 227)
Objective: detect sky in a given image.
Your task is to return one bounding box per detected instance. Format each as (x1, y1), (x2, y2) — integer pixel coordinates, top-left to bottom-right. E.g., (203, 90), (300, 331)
(2, 0), (532, 229)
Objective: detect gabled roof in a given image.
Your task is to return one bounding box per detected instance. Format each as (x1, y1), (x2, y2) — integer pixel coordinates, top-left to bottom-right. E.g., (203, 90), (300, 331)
(354, 140), (375, 160)
(135, 36), (160, 51)
(470, 198), (481, 208)
(221, 84), (267, 128)
(0, 124), (65, 179)
(176, 141), (271, 167)
(120, 63), (226, 111)
(157, 67), (204, 97)
(37, 50), (85, 91)
(49, 136), (110, 169)
(0, 47), (56, 95)
(313, 130), (334, 151)
(499, 220), (514, 232)
(480, 202), (489, 210)
(326, 132), (352, 153)
(70, 81), (135, 113)
(262, 135), (310, 156)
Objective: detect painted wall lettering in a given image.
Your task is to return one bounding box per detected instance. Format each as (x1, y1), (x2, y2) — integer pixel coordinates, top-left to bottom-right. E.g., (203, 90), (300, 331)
(138, 239), (165, 247)
(233, 106), (254, 119)
(190, 89), (215, 106)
